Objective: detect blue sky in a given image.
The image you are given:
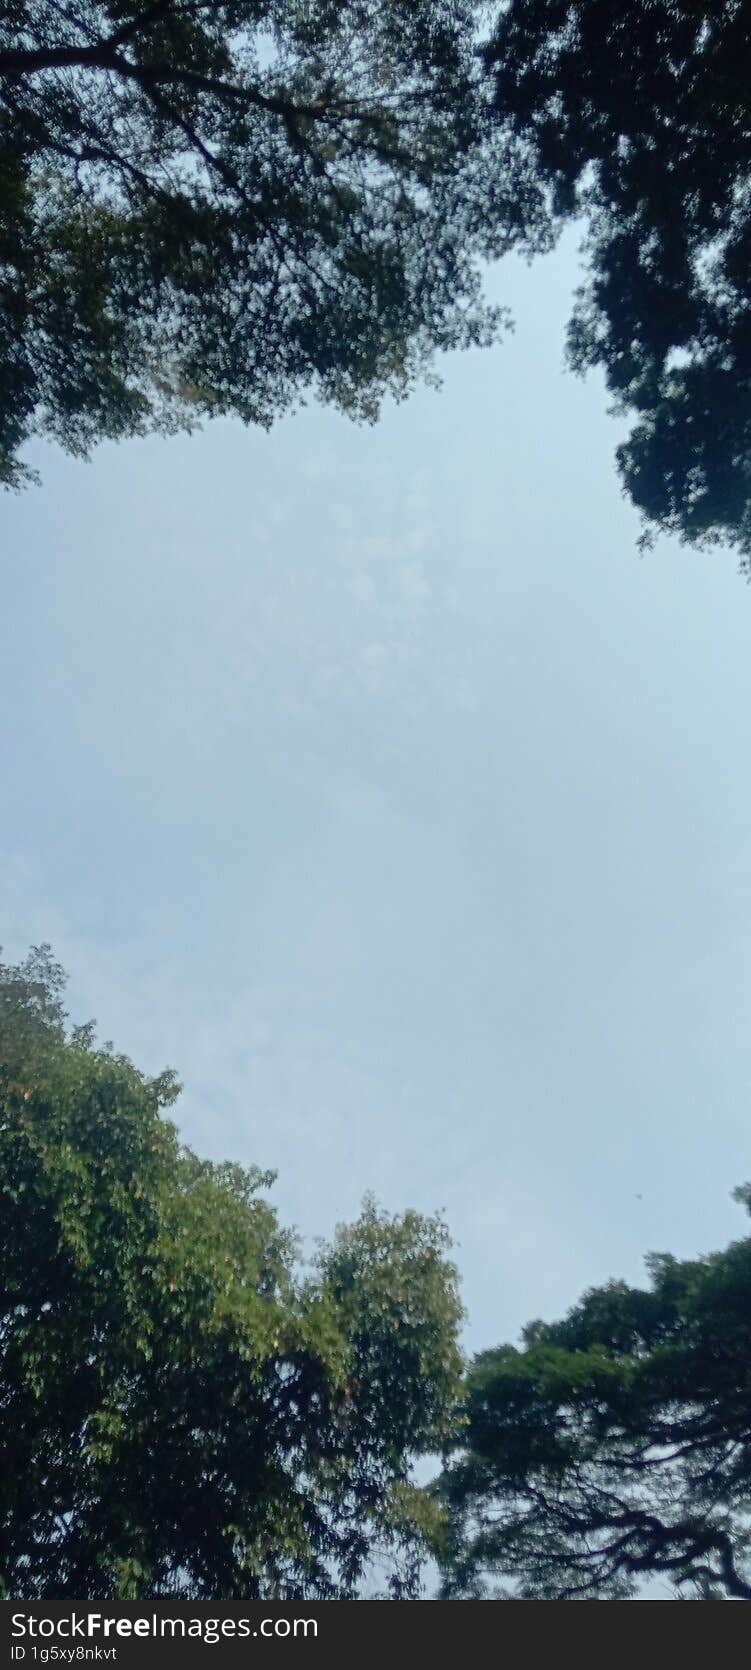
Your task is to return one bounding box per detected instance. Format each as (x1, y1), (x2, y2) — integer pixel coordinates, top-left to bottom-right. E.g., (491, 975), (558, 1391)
(2, 230), (750, 1355)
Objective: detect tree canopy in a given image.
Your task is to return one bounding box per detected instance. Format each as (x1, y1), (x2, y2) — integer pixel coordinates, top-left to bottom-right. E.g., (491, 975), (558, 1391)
(487, 0), (751, 566)
(439, 1190), (751, 1600)
(2, 4), (749, 564)
(0, 945), (464, 1600)
(0, 0), (548, 487)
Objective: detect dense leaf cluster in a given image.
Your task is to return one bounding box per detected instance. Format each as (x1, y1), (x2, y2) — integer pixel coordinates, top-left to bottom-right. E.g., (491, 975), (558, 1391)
(0, 947), (463, 1600)
(440, 1196), (751, 1599)
(0, 0), (547, 486)
(488, 1), (751, 563)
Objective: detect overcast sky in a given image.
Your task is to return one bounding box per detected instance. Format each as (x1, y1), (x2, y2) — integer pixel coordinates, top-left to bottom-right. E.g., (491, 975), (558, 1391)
(3, 231), (750, 1356)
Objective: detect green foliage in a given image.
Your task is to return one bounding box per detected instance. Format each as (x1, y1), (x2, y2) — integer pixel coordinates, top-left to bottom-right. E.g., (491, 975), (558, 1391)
(0, 946), (464, 1599)
(4, 4), (749, 571)
(0, 1), (548, 485)
(439, 1194), (751, 1599)
(487, 1), (751, 566)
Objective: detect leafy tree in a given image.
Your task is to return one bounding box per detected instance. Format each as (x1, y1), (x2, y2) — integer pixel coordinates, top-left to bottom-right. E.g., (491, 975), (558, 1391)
(0, 1), (549, 487)
(439, 1192), (751, 1600)
(0, 945), (464, 1599)
(5, 4), (750, 575)
(487, 1), (751, 567)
